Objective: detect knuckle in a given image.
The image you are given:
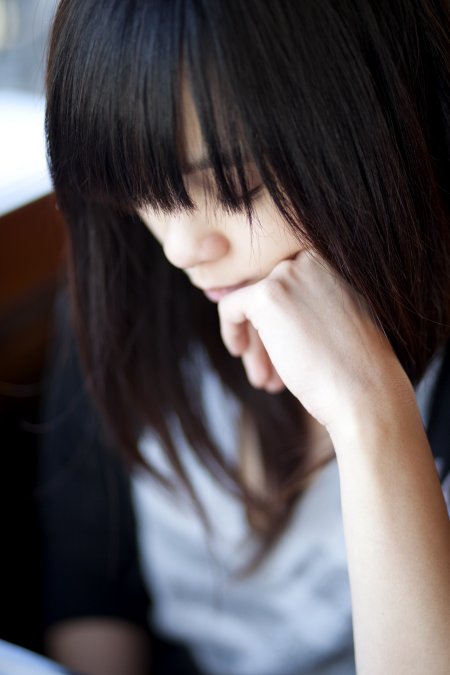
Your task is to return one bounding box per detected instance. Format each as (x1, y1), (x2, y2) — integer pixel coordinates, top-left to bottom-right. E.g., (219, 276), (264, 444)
(273, 259), (293, 276)
(260, 276), (290, 303)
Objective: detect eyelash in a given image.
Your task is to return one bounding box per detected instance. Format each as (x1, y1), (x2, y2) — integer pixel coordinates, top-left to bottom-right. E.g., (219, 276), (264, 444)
(240, 184), (263, 201)
(219, 184), (263, 209)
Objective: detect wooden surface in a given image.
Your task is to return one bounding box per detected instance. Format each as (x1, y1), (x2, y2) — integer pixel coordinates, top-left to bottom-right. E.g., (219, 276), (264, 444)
(0, 192), (66, 652)
(0, 193), (66, 386)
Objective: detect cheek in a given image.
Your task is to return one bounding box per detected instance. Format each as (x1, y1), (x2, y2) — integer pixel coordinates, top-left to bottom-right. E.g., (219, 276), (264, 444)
(138, 209), (165, 244)
(250, 201), (304, 265)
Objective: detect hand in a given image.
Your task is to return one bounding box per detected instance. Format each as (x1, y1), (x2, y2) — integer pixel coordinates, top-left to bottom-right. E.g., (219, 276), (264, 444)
(218, 249), (410, 434)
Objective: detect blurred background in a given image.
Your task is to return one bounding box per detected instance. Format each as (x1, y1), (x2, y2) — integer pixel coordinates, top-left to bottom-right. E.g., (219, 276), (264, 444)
(0, 0), (55, 92)
(0, 0), (65, 653)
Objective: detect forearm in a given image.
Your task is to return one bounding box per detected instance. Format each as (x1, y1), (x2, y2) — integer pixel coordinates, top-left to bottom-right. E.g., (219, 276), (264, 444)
(46, 618), (152, 675)
(332, 389), (450, 675)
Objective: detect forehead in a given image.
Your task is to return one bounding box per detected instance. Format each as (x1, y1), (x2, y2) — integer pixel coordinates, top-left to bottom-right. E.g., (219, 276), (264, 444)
(178, 79), (254, 180)
(179, 78), (206, 172)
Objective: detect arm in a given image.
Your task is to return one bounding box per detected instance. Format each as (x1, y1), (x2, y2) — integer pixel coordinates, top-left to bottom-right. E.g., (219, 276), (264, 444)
(45, 617), (151, 675)
(39, 292), (152, 674)
(332, 386), (450, 674)
(217, 250), (450, 673)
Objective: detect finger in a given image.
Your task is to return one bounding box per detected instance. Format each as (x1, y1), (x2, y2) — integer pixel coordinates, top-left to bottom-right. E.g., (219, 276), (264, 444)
(264, 370), (285, 393)
(218, 288), (252, 356)
(241, 325), (285, 392)
(242, 344), (285, 392)
(241, 323), (273, 388)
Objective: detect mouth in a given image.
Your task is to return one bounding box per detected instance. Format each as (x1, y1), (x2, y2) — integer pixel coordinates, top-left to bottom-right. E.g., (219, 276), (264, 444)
(200, 281), (253, 303)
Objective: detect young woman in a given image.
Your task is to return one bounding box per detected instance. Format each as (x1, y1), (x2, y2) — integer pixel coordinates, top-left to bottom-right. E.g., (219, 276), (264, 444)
(39, 1), (450, 674)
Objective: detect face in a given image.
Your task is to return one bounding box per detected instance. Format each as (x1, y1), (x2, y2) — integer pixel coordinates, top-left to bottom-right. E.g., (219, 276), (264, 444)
(138, 87), (305, 302)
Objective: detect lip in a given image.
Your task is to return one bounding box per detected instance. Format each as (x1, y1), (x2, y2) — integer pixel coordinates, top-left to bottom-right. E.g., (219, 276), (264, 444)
(201, 281), (252, 303)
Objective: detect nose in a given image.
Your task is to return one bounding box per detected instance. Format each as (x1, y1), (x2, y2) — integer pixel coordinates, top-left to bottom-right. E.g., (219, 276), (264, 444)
(163, 215), (230, 270)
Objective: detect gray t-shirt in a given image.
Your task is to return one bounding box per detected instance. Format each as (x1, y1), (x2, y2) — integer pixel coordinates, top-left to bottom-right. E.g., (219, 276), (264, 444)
(131, 351), (443, 675)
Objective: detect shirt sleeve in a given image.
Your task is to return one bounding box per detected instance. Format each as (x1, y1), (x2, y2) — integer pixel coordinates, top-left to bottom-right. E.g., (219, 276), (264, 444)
(37, 290), (151, 629)
(425, 339), (450, 514)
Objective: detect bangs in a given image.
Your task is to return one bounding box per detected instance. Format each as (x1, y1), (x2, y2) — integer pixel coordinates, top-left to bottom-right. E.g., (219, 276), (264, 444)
(47, 0), (425, 254)
(46, 0), (283, 225)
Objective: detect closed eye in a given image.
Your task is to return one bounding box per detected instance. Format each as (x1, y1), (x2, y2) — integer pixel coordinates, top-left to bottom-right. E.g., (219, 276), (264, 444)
(237, 184), (264, 203)
(217, 184), (263, 212)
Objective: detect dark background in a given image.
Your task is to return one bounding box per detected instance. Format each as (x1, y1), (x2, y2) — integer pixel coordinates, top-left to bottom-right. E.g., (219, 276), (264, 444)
(0, 194), (66, 652)
(1, 0), (60, 649)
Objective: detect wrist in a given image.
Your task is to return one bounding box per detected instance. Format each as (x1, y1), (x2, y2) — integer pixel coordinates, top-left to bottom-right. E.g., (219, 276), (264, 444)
(327, 376), (423, 459)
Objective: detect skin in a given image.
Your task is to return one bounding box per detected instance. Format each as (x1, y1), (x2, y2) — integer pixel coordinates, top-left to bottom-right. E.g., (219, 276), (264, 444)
(46, 618), (151, 675)
(138, 84), (303, 393)
(138, 86), (450, 673)
(138, 83), (303, 294)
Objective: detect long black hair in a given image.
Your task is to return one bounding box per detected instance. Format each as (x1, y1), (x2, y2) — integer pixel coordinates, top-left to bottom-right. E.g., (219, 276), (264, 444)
(45, 0), (450, 566)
